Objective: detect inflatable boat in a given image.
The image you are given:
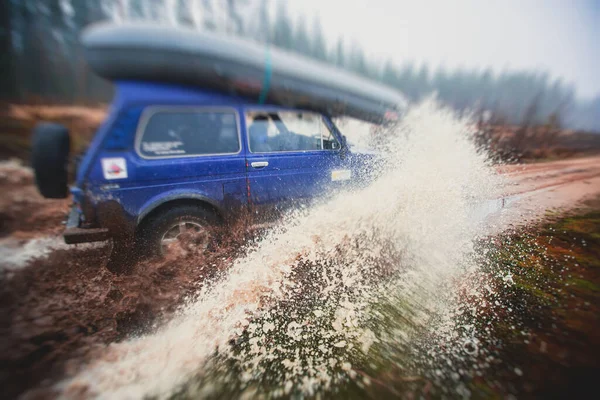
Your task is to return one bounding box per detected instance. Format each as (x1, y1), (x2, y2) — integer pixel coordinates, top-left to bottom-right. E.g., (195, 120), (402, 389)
(82, 23), (407, 123)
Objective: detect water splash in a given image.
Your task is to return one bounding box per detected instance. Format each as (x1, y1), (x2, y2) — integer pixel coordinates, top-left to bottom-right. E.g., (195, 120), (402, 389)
(60, 100), (503, 399)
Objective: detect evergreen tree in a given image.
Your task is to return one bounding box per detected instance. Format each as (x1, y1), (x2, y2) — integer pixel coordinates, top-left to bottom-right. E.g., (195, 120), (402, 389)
(293, 16), (312, 56)
(272, 1), (293, 50)
(311, 17), (327, 61)
(333, 38), (345, 67)
(0, 0), (596, 131)
(0, 0), (17, 101)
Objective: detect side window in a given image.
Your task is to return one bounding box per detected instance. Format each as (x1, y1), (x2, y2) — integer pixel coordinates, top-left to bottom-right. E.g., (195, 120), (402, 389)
(246, 111), (339, 153)
(138, 109), (239, 158)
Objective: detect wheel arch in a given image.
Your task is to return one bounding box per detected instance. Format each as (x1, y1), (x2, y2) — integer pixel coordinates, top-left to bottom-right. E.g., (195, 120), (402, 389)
(136, 194), (223, 232)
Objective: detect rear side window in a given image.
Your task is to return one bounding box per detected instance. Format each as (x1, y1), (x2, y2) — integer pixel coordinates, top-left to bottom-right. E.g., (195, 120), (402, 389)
(137, 109), (240, 158)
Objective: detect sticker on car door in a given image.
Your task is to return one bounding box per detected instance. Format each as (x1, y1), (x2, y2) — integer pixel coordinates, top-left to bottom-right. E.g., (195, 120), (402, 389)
(331, 169), (351, 181)
(101, 157), (128, 180)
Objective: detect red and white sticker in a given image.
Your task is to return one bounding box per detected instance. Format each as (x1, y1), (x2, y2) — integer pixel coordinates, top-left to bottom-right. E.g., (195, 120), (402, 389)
(101, 158), (128, 180)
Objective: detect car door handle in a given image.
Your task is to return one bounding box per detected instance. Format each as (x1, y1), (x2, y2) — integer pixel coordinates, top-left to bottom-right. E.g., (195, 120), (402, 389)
(251, 161), (269, 168)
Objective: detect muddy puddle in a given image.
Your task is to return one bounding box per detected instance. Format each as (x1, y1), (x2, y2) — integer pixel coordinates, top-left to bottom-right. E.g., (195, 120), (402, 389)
(470, 195), (518, 224)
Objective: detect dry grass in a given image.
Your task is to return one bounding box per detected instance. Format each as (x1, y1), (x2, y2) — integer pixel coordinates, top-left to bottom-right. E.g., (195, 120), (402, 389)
(0, 104), (107, 161)
(476, 124), (600, 162)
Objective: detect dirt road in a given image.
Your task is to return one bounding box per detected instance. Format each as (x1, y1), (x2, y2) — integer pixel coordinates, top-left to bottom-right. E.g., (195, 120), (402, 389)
(0, 155), (599, 399)
(493, 155), (600, 226)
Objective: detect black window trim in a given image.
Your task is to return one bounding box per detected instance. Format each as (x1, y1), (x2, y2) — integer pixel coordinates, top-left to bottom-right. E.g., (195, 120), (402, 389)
(244, 109), (341, 154)
(135, 106), (242, 160)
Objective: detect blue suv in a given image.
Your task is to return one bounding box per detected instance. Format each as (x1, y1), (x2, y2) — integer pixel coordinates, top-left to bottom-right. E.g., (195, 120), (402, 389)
(32, 82), (378, 264)
(31, 23), (404, 270)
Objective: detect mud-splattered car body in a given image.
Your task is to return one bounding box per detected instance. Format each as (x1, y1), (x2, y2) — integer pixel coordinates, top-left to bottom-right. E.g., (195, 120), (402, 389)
(53, 81), (377, 248)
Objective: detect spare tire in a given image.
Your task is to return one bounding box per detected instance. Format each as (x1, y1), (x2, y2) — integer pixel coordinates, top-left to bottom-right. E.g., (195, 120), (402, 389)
(31, 123), (71, 199)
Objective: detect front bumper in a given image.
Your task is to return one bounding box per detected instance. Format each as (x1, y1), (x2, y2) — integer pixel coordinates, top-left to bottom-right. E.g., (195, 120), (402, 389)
(63, 206), (110, 244)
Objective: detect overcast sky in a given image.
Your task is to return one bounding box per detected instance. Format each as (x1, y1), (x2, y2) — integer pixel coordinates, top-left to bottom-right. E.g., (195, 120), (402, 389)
(287, 0), (599, 100)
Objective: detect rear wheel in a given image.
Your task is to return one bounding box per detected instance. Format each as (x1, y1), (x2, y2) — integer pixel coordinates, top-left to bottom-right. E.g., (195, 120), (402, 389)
(139, 205), (219, 258)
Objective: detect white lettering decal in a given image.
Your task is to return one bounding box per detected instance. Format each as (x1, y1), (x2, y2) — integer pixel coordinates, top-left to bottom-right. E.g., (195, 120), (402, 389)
(142, 141), (185, 155)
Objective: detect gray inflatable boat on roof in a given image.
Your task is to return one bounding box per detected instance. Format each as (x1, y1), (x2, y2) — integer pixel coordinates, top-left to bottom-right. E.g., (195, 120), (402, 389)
(82, 23), (406, 123)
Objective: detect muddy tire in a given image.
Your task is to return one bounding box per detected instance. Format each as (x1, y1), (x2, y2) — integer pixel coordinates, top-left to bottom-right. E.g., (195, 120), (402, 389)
(31, 123), (71, 199)
(139, 205), (219, 258)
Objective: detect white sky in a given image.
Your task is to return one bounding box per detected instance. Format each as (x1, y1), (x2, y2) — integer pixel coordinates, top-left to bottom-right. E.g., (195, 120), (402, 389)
(287, 0), (600, 100)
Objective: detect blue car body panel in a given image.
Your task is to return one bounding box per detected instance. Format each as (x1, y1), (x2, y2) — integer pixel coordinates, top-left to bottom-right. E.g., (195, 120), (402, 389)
(242, 106), (350, 208)
(69, 81), (375, 242)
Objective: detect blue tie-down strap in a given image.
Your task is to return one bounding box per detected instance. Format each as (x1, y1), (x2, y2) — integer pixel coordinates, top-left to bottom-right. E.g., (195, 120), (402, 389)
(258, 48), (272, 104)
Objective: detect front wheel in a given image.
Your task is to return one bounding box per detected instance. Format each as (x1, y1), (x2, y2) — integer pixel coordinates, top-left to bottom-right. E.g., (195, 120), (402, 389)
(139, 205), (220, 258)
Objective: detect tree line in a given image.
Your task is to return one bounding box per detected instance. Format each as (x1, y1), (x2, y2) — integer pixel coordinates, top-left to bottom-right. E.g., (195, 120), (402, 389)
(1, 0), (598, 132)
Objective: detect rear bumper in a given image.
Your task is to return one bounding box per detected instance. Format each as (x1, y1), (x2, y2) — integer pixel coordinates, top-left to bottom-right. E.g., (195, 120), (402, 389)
(63, 206), (110, 244)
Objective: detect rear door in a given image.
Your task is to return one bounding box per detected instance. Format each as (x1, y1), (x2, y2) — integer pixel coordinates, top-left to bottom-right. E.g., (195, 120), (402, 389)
(88, 106), (248, 216)
(244, 109), (349, 211)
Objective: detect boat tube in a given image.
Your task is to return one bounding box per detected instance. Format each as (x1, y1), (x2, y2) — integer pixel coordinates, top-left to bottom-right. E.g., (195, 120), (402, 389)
(82, 23), (407, 123)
